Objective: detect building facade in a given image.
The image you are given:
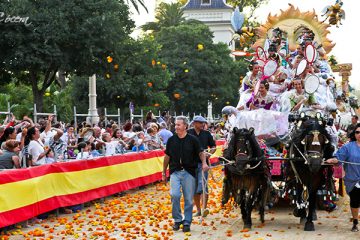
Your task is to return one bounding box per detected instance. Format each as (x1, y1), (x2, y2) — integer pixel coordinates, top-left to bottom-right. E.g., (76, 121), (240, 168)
(182, 0), (234, 48)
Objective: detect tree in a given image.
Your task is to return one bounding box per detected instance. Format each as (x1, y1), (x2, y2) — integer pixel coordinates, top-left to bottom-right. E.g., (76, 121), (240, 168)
(0, 82), (34, 120)
(156, 21), (247, 113)
(142, 2), (185, 33)
(0, 0), (134, 112)
(0, 78), (79, 123)
(71, 37), (172, 115)
(126, 0), (148, 13)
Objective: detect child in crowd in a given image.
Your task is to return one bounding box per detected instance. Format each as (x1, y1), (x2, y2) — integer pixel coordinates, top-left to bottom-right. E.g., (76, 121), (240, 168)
(102, 132), (128, 156)
(145, 128), (164, 150)
(132, 132), (147, 152)
(111, 129), (128, 154)
(76, 142), (93, 160)
(90, 142), (101, 157)
(102, 133), (116, 156)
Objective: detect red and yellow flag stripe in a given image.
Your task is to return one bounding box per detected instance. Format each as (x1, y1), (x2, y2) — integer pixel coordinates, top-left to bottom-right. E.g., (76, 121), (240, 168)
(0, 150), (165, 227)
(0, 140), (225, 228)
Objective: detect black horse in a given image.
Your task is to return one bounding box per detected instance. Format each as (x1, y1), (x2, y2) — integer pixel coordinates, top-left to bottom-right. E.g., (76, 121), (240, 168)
(222, 127), (270, 229)
(287, 115), (334, 231)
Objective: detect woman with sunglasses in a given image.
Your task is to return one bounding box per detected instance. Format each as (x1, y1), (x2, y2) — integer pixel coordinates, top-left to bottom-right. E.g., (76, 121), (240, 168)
(326, 123), (360, 232)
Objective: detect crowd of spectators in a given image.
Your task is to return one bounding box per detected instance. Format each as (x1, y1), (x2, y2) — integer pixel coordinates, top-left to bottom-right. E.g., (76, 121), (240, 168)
(0, 111), (226, 170)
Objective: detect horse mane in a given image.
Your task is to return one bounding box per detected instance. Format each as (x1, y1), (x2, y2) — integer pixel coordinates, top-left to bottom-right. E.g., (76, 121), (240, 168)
(223, 132), (236, 160)
(223, 128), (264, 160)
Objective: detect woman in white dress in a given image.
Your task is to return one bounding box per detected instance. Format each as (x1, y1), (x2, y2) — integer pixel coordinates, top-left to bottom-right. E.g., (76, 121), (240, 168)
(237, 61), (262, 111)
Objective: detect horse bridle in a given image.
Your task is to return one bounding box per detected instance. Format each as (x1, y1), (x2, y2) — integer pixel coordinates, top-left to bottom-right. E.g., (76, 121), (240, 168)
(301, 130), (328, 160)
(234, 134), (252, 161)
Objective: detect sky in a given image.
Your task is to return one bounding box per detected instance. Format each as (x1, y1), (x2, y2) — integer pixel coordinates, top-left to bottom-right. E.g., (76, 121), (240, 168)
(129, 0), (360, 89)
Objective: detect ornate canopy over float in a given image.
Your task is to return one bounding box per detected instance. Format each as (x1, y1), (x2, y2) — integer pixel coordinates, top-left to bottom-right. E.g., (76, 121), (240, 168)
(253, 4), (335, 54)
(231, 3), (352, 95)
(256, 4), (350, 95)
(225, 1), (357, 137)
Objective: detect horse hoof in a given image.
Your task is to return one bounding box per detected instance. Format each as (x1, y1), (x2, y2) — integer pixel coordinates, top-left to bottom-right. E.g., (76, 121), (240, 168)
(300, 217), (307, 225)
(304, 221), (315, 231)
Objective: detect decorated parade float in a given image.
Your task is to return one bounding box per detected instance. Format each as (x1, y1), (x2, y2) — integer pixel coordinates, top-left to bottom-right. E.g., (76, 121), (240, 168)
(220, 1), (358, 231)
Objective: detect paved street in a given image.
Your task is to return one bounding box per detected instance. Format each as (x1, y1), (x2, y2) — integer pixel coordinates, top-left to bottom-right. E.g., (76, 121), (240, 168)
(7, 166), (359, 240)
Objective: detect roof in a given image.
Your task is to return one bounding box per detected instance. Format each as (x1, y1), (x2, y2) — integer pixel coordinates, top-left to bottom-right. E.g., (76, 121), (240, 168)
(183, 0), (233, 10)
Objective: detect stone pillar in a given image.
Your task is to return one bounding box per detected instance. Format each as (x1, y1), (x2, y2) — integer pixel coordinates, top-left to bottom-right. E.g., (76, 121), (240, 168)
(207, 100), (214, 123)
(87, 74), (99, 125)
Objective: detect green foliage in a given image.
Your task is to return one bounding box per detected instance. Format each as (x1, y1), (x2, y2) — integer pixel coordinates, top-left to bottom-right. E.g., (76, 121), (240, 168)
(142, 2), (185, 33)
(0, 0), (134, 111)
(328, 55), (338, 66)
(43, 86), (74, 123)
(156, 21), (247, 113)
(0, 82), (33, 120)
(71, 37), (172, 114)
(126, 0), (148, 14)
(0, 81), (75, 122)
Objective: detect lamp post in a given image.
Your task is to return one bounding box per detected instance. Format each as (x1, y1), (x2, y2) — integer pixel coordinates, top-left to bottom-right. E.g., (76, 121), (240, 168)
(87, 74), (100, 125)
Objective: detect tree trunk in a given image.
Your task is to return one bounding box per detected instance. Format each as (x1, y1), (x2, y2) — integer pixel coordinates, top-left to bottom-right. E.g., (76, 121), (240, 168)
(30, 71), (44, 113)
(29, 67), (57, 114)
(33, 90), (44, 114)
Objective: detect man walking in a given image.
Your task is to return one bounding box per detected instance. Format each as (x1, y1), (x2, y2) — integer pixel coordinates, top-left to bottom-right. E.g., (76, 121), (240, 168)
(162, 116), (209, 232)
(188, 116), (216, 217)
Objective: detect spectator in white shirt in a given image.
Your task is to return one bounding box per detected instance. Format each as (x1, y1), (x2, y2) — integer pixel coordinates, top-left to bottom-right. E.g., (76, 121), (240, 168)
(111, 129), (128, 154)
(40, 115), (56, 146)
(76, 142), (93, 160)
(25, 127), (51, 165)
(102, 132), (118, 156)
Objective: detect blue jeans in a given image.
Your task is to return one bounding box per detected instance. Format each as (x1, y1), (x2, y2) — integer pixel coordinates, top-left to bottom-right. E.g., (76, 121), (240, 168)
(170, 170), (196, 226)
(196, 163), (208, 194)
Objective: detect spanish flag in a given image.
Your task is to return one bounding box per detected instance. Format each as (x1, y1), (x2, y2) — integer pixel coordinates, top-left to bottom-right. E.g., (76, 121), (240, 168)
(0, 150), (165, 227)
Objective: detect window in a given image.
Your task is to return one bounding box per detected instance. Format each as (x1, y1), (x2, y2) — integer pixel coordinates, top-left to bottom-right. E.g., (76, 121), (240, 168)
(201, 0), (211, 5)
